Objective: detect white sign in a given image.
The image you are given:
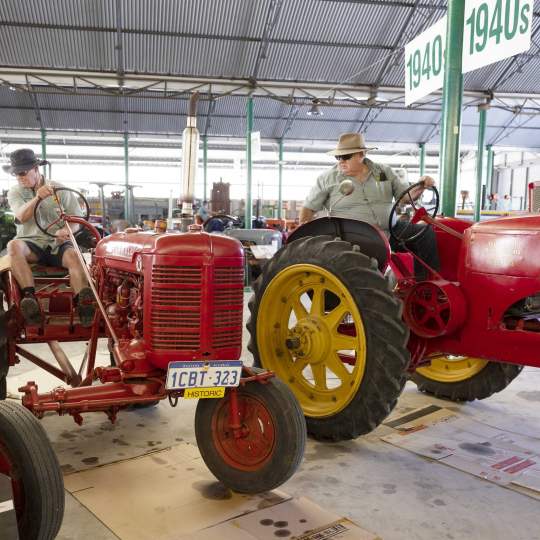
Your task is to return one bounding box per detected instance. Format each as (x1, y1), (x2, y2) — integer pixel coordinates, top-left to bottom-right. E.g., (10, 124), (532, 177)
(462, 0), (533, 73)
(404, 17), (447, 106)
(251, 131), (262, 159)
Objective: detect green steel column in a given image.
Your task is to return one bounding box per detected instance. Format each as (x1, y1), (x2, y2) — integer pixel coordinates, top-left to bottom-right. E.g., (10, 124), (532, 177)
(124, 132), (129, 223)
(40, 128), (47, 179)
(419, 142), (425, 176)
(485, 144), (494, 200)
(203, 135), (208, 203)
(440, 0), (465, 217)
(245, 97), (253, 230)
(278, 138), (284, 220)
(474, 107), (487, 222)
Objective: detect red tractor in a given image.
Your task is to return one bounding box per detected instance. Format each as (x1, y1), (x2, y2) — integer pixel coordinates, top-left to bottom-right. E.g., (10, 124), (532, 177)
(248, 182), (536, 441)
(0, 188), (306, 517)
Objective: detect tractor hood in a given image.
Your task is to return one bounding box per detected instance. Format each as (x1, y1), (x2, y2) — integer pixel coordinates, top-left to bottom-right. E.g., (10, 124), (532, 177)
(465, 214), (540, 277)
(94, 230), (243, 264)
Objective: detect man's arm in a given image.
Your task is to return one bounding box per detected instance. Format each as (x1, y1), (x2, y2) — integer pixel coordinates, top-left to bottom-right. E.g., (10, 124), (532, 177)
(405, 175), (436, 202)
(10, 184), (54, 223)
(299, 207), (316, 224)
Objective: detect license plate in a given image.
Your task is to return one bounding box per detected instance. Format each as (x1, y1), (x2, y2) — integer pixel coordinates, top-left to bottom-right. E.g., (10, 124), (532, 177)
(166, 360), (242, 391)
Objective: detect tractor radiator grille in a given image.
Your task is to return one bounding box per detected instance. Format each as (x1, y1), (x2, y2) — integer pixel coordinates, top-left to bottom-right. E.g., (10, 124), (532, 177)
(148, 265), (243, 352)
(150, 265), (202, 350)
(212, 267), (244, 349)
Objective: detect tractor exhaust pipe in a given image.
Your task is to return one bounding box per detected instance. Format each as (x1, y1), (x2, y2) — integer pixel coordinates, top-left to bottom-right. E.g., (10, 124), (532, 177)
(180, 92), (200, 231)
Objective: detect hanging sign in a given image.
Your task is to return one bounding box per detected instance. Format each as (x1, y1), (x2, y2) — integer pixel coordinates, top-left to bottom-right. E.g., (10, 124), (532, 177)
(404, 17), (447, 106)
(251, 131), (262, 159)
(462, 0), (533, 73)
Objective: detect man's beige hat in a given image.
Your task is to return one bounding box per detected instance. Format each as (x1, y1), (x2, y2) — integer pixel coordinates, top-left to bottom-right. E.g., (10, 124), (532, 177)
(327, 132), (377, 156)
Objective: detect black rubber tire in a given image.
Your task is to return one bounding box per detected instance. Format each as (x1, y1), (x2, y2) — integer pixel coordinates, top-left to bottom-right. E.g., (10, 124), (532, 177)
(195, 368), (306, 494)
(247, 235), (410, 441)
(0, 283), (7, 400)
(411, 361), (523, 401)
(0, 400), (65, 539)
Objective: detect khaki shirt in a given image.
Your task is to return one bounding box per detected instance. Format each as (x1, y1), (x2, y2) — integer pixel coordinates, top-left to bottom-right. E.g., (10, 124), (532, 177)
(7, 180), (83, 251)
(303, 159), (410, 232)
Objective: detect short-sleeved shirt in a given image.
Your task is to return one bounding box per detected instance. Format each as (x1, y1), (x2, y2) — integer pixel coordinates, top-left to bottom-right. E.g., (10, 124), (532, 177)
(197, 206), (210, 223)
(303, 158), (410, 232)
(8, 179), (84, 252)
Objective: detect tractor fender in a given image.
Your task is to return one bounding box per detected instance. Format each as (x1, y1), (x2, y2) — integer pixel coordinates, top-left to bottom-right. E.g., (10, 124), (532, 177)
(287, 217), (390, 272)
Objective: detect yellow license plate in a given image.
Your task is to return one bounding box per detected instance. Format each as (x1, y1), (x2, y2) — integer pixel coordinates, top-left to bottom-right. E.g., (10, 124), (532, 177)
(184, 387), (225, 399)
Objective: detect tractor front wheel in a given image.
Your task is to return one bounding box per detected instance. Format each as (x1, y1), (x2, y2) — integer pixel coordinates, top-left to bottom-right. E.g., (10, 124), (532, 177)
(412, 355), (523, 401)
(247, 235), (410, 441)
(0, 400), (65, 539)
(194, 369), (306, 494)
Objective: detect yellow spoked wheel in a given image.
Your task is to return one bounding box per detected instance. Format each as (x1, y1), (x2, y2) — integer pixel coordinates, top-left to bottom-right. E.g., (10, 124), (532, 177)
(247, 236), (410, 441)
(256, 264), (367, 418)
(416, 355), (488, 383)
(412, 354), (523, 402)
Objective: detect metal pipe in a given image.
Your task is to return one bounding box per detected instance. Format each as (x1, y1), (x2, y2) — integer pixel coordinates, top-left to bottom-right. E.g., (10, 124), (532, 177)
(474, 107), (487, 222)
(124, 132), (129, 223)
(419, 142), (425, 176)
(47, 341), (81, 386)
(440, 0), (465, 218)
(485, 144), (494, 200)
(41, 128), (47, 179)
(203, 135), (208, 203)
(245, 96), (253, 229)
(278, 138), (283, 219)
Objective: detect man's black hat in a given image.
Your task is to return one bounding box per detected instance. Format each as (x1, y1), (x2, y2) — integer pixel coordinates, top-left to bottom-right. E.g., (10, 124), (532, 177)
(2, 148), (48, 174)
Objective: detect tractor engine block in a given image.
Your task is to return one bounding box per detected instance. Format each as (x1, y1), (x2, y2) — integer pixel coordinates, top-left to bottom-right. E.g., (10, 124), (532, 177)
(93, 230), (245, 374)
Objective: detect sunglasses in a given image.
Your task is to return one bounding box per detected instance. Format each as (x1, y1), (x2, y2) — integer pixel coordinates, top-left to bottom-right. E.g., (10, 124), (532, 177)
(12, 168), (33, 177)
(335, 153), (356, 162)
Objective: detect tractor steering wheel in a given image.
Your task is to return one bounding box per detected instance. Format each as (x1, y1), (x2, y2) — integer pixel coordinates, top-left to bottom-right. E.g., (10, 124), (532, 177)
(388, 181), (439, 244)
(33, 187), (91, 238)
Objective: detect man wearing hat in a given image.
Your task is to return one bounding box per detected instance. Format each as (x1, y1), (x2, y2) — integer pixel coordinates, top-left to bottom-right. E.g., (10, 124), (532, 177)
(299, 133), (440, 279)
(4, 148), (96, 326)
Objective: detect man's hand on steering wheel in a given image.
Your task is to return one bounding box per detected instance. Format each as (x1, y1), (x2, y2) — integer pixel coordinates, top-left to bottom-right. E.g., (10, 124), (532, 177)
(405, 176), (436, 202)
(36, 184), (54, 201)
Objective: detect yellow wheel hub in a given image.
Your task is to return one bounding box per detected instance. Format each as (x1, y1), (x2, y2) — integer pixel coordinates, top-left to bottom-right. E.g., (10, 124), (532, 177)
(416, 355), (488, 383)
(256, 264), (367, 418)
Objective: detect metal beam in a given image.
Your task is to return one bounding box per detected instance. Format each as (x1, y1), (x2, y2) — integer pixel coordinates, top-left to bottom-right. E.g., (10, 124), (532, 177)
(245, 97), (254, 230)
(0, 20), (393, 52)
(123, 132), (129, 222)
(419, 143), (425, 175)
(474, 107), (487, 222)
(440, 0), (465, 218)
(252, 0), (283, 81)
(115, 0), (125, 89)
(278, 138), (284, 219)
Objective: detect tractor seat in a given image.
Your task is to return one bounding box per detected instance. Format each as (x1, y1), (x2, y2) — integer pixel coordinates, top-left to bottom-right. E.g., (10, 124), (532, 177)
(31, 264), (69, 278)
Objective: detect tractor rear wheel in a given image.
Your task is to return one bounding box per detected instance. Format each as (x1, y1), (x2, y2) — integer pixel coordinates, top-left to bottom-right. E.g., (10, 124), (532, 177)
(194, 369), (306, 494)
(0, 283), (7, 400)
(247, 236), (410, 441)
(412, 355), (523, 401)
(0, 400), (65, 539)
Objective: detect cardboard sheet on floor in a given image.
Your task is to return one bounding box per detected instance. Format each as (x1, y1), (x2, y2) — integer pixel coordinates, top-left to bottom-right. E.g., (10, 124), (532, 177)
(381, 406), (540, 500)
(64, 442), (291, 540)
(64, 442), (379, 540)
(183, 497), (380, 540)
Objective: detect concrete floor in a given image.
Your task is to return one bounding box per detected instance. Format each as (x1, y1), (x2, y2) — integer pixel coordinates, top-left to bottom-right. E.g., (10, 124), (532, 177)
(6, 295), (540, 540)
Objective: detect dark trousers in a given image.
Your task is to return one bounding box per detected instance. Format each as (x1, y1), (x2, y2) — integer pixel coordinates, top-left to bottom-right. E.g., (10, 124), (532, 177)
(389, 222), (440, 280)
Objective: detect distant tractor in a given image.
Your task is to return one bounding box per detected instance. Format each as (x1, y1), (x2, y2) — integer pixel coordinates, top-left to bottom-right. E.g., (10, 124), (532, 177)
(0, 188), (306, 495)
(248, 182), (534, 440)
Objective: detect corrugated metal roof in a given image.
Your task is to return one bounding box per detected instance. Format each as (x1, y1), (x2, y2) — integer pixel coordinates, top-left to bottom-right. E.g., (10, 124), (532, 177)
(2, 0), (540, 148)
